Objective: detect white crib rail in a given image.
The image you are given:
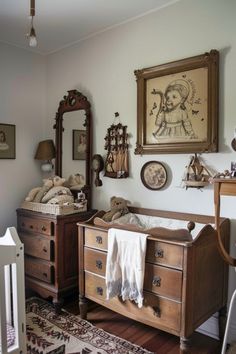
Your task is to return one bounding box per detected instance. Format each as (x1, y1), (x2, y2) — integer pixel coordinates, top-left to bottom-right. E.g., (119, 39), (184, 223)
(0, 227), (26, 354)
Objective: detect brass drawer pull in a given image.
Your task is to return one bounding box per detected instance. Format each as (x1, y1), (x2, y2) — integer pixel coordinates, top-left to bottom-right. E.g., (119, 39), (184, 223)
(152, 276), (161, 287)
(96, 260), (103, 269)
(96, 236), (103, 244)
(155, 249), (164, 258)
(41, 226), (47, 232)
(43, 272), (48, 278)
(43, 247), (48, 253)
(96, 287), (103, 296)
(153, 306), (161, 318)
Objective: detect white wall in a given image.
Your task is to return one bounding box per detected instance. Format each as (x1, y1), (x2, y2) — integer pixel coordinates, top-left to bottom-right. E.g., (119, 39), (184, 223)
(46, 0), (236, 215)
(46, 0), (236, 340)
(0, 43), (46, 235)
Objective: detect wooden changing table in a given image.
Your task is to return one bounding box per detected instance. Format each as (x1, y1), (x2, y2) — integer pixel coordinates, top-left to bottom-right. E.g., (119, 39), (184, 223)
(78, 207), (230, 353)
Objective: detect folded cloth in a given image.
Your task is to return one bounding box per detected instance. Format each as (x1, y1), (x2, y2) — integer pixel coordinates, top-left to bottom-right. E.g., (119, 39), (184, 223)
(105, 228), (148, 308)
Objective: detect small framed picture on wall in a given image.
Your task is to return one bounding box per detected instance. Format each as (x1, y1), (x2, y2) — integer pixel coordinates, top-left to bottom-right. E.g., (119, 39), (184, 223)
(0, 123), (16, 159)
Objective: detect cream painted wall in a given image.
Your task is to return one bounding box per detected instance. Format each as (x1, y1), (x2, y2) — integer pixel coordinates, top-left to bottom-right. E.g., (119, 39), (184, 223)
(0, 43), (46, 235)
(46, 0), (236, 339)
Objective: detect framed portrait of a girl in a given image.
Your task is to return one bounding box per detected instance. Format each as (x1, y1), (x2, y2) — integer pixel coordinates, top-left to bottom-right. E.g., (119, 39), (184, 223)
(73, 129), (86, 160)
(134, 50), (219, 154)
(0, 123), (15, 159)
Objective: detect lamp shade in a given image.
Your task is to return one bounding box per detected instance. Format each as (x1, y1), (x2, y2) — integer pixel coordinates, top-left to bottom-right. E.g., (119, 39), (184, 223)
(35, 140), (56, 160)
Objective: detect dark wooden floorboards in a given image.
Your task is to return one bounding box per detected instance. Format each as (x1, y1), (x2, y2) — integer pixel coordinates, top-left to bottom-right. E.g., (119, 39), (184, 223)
(64, 300), (221, 354)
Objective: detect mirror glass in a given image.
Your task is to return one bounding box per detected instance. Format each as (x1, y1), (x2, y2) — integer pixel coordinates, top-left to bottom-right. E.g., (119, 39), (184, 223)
(62, 110), (86, 180)
(54, 90), (92, 209)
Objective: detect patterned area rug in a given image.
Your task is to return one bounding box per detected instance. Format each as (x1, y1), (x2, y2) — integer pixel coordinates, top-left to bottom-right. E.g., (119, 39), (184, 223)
(227, 343), (236, 354)
(26, 298), (153, 354)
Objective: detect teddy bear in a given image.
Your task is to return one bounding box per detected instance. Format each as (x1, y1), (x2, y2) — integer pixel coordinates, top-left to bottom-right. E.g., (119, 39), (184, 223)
(31, 179), (54, 203)
(25, 176), (72, 204)
(64, 174), (85, 190)
(102, 196), (129, 222)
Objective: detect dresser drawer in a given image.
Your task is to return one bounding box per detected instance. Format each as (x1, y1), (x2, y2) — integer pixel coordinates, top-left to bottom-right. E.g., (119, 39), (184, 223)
(25, 257), (54, 283)
(85, 272), (181, 332)
(84, 247), (106, 276)
(20, 234), (54, 261)
(84, 247), (182, 301)
(84, 228), (108, 251)
(144, 263), (182, 301)
(18, 216), (54, 236)
(146, 240), (183, 269)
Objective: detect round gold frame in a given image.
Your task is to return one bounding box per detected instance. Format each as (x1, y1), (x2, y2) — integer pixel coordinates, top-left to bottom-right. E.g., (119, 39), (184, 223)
(141, 161), (167, 190)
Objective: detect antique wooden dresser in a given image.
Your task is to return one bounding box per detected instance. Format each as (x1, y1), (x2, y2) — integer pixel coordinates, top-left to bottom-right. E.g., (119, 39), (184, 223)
(78, 207), (230, 353)
(17, 208), (95, 312)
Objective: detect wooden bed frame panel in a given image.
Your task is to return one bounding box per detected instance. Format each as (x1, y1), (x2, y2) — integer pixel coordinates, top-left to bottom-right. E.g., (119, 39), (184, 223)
(78, 207), (230, 353)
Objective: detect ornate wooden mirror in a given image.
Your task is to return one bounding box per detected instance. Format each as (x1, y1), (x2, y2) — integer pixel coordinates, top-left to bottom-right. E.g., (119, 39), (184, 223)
(54, 90), (92, 209)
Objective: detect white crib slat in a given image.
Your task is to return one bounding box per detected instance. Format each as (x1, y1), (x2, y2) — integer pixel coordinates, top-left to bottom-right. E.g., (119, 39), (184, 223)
(11, 264), (19, 349)
(10, 231), (26, 353)
(4, 265), (11, 325)
(0, 266), (8, 353)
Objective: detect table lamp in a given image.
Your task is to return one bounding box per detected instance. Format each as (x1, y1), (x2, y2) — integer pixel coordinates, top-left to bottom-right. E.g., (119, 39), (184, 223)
(35, 139), (56, 172)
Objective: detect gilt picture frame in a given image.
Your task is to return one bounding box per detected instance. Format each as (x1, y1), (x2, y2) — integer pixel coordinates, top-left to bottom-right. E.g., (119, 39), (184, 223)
(134, 50), (219, 154)
(0, 123), (16, 159)
(73, 129), (86, 160)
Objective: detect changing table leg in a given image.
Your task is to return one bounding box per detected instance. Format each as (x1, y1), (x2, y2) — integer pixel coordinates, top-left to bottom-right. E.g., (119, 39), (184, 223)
(79, 295), (88, 319)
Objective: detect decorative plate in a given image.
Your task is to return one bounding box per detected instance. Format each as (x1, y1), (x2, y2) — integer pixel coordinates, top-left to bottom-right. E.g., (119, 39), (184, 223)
(140, 161), (167, 190)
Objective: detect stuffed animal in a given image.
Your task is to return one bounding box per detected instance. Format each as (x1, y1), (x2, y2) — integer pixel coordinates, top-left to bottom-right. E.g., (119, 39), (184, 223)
(53, 176), (66, 186)
(64, 174), (85, 189)
(33, 179), (54, 203)
(102, 196), (129, 222)
(25, 187), (41, 202)
(47, 195), (74, 205)
(25, 176), (71, 204)
(41, 186), (72, 203)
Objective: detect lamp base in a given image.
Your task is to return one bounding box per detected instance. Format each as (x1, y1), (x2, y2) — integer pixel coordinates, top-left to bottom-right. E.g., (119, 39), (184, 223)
(41, 162), (53, 172)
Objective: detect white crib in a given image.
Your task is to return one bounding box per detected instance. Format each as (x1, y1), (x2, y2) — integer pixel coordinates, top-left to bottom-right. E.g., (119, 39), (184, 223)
(0, 227), (26, 354)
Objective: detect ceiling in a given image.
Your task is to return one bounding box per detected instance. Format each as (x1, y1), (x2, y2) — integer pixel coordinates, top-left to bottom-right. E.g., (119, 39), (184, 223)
(0, 0), (178, 55)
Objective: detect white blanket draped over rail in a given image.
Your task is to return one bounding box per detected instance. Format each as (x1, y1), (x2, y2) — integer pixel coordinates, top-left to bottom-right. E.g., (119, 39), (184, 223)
(105, 228), (148, 308)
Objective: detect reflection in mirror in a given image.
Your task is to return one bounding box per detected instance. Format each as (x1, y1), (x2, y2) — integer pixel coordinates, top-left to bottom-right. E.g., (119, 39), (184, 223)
(62, 110), (86, 179)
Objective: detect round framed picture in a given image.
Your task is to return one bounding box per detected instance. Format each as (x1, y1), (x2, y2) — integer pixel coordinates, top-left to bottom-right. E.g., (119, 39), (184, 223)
(140, 161), (167, 190)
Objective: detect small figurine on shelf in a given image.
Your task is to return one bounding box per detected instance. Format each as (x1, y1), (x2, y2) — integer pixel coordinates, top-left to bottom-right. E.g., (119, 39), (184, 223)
(75, 190), (87, 209)
(104, 112), (129, 179)
(182, 153), (212, 189)
(213, 169), (233, 179)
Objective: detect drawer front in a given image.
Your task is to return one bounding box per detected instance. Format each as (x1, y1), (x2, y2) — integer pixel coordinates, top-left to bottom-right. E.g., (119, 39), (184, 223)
(85, 272), (181, 332)
(18, 216), (54, 236)
(84, 248), (182, 301)
(20, 234), (53, 261)
(144, 263), (182, 301)
(25, 258), (53, 283)
(84, 228), (108, 251)
(146, 240), (183, 269)
(84, 247), (107, 276)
